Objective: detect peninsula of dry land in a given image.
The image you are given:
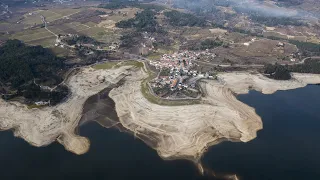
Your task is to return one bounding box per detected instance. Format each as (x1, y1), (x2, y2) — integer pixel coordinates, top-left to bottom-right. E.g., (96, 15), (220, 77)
(1, 62), (320, 166)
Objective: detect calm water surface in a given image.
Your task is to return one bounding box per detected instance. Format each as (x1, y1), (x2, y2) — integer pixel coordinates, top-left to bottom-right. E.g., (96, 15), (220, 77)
(203, 85), (320, 180)
(0, 85), (320, 180)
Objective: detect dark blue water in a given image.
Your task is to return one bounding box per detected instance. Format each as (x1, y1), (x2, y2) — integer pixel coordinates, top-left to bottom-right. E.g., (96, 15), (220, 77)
(0, 85), (319, 180)
(0, 123), (207, 180)
(203, 85), (320, 180)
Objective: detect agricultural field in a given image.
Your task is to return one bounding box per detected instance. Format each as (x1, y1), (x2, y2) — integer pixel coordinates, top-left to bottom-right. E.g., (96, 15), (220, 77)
(5, 4), (140, 48)
(10, 28), (56, 47)
(22, 8), (82, 25)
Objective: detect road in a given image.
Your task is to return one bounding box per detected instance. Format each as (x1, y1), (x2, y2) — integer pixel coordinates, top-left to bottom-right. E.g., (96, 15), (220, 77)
(40, 15), (58, 37)
(298, 56), (320, 64)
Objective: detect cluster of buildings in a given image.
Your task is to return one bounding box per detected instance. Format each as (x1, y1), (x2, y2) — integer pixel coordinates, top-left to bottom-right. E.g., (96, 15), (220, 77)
(55, 33), (78, 48)
(139, 32), (157, 55)
(152, 75), (188, 92)
(35, 101), (50, 106)
(149, 51), (215, 94)
(149, 50), (198, 70)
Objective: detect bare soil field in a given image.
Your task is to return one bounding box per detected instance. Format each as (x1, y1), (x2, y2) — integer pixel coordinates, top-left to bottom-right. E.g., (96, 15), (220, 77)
(208, 38), (298, 65)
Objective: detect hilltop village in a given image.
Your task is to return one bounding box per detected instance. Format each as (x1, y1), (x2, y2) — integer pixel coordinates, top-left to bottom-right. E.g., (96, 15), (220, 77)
(149, 50), (216, 99)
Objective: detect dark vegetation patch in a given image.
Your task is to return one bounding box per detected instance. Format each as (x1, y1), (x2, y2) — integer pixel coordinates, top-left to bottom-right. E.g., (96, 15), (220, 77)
(98, 0), (163, 11)
(187, 39), (223, 51)
(62, 35), (102, 46)
(263, 59), (320, 80)
(111, 2), (170, 50)
(119, 31), (142, 48)
(61, 35), (112, 65)
(262, 36), (320, 56)
(0, 40), (68, 105)
(163, 10), (207, 27)
(288, 40), (320, 56)
(249, 14), (306, 27)
(98, 1), (131, 10)
(116, 10), (165, 33)
(264, 63), (291, 80)
(289, 59), (320, 74)
(0, 40), (64, 88)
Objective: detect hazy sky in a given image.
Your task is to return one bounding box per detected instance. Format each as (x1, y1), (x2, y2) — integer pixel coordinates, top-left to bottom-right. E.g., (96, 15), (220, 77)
(172, 0), (299, 17)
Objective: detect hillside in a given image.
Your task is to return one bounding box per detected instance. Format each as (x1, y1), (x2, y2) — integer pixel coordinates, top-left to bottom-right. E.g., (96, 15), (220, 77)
(0, 40), (68, 105)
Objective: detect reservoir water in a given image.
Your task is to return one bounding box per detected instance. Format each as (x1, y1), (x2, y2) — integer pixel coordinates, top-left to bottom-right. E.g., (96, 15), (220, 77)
(1, 85), (320, 180)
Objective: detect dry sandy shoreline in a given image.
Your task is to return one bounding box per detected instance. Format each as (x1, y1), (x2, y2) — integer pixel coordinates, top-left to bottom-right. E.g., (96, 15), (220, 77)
(1, 65), (320, 164)
(0, 65), (131, 154)
(109, 70), (320, 163)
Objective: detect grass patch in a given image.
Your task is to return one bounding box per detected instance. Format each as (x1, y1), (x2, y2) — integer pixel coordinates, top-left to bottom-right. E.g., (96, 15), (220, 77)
(147, 52), (162, 60)
(114, 61), (144, 69)
(80, 27), (106, 37)
(27, 36), (56, 47)
(93, 61), (119, 70)
(93, 60), (144, 70)
(10, 28), (56, 47)
(50, 8), (82, 16)
(84, 21), (97, 27)
(27, 104), (47, 109)
(50, 46), (70, 57)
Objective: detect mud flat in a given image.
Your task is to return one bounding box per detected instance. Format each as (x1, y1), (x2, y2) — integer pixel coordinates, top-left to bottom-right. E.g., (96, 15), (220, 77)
(0, 66), (131, 154)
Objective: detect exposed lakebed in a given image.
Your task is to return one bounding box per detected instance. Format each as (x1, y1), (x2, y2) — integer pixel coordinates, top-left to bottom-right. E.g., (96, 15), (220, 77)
(0, 85), (320, 180)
